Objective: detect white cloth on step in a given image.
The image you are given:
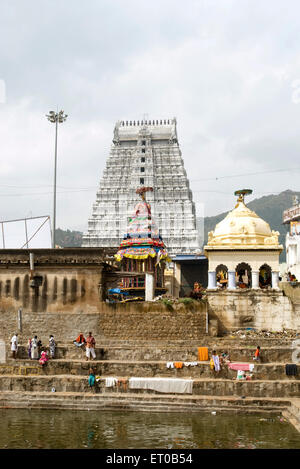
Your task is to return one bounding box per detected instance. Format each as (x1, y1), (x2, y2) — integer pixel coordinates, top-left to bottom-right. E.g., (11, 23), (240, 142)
(105, 377), (118, 387)
(184, 362), (198, 367)
(213, 355), (221, 372)
(128, 377), (193, 394)
(166, 362), (174, 368)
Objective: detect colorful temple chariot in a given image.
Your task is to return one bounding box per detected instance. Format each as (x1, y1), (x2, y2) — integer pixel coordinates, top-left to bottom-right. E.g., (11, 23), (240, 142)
(114, 187), (170, 301)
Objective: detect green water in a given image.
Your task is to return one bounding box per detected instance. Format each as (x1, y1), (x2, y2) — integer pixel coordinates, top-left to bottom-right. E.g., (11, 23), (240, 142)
(0, 409), (299, 449)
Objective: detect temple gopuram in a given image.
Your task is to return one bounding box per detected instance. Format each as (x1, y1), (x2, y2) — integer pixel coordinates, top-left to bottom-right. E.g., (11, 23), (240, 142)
(82, 118), (200, 256)
(114, 187), (170, 301)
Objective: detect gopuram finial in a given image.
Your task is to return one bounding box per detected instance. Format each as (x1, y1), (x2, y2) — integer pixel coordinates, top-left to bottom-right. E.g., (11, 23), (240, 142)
(136, 186), (153, 201)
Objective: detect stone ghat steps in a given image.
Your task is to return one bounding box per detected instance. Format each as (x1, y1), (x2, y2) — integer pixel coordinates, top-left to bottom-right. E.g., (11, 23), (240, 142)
(0, 390), (291, 413)
(0, 375), (299, 398)
(16, 344), (296, 363)
(282, 400), (300, 432)
(12, 336), (296, 353)
(70, 337), (296, 346)
(2, 359), (299, 381)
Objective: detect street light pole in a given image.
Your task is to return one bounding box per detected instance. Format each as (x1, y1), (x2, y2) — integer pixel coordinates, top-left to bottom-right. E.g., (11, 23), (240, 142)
(46, 110), (68, 248)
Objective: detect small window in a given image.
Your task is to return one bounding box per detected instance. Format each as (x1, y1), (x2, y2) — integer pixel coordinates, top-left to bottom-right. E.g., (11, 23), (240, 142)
(142, 148), (146, 153)
(142, 140), (146, 146)
(141, 157), (145, 163)
(140, 178), (144, 184)
(141, 167), (145, 172)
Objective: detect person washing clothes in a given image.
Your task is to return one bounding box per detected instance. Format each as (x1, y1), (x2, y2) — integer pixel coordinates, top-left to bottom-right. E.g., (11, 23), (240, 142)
(88, 367), (96, 392)
(220, 351), (230, 365)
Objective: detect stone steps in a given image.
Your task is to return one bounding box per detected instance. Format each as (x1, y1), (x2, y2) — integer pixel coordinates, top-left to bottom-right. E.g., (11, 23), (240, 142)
(281, 400), (300, 432)
(15, 344), (296, 362)
(2, 359), (299, 380)
(0, 375), (299, 398)
(0, 390), (291, 413)
(2, 337), (298, 418)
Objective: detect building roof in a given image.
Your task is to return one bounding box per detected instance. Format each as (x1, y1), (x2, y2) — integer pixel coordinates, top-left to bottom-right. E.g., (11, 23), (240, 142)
(204, 193), (283, 251)
(172, 255), (208, 265)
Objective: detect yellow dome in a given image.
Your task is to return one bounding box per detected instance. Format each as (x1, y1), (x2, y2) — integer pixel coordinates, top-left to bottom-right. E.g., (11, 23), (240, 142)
(205, 196), (282, 250)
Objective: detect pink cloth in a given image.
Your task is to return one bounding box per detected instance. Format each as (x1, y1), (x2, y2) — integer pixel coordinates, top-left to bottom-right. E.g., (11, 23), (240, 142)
(228, 363), (251, 371)
(39, 351), (49, 365)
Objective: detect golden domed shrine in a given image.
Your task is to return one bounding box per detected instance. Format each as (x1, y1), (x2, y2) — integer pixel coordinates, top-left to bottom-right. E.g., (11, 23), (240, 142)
(204, 190), (283, 290)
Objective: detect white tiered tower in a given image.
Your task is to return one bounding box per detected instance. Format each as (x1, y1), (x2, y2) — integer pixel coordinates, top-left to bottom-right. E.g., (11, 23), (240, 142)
(82, 118), (200, 256)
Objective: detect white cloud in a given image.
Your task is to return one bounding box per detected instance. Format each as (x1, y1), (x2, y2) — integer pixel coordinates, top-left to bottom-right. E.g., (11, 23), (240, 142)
(1, 0), (300, 227)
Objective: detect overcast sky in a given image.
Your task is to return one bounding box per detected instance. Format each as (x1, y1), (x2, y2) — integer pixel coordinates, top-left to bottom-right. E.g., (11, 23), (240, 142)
(1, 0), (300, 236)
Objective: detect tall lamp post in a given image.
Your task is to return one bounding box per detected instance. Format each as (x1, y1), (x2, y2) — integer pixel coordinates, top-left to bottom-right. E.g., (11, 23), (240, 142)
(46, 110), (68, 248)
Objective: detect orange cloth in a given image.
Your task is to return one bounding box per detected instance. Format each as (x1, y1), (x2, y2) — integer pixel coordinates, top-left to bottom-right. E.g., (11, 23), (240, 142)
(198, 347), (209, 361)
(75, 334), (85, 343)
(174, 362), (183, 369)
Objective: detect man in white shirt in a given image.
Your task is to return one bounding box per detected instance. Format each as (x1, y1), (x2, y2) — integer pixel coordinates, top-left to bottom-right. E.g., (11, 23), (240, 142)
(11, 333), (18, 359)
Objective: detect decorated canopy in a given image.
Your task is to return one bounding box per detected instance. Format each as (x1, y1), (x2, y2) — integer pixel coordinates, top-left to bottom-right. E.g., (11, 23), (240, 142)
(115, 187), (170, 263)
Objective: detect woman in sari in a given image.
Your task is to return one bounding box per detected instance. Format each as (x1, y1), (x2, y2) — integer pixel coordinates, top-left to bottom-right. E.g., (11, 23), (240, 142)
(39, 349), (49, 367)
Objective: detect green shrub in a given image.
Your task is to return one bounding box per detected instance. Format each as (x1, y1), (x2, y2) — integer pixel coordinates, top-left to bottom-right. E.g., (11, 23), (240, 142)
(160, 298), (174, 310)
(178, 298), (195, 305)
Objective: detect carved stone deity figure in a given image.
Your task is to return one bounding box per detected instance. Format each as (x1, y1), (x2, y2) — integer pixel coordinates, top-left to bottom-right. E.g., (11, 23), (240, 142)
(113, 121), (120, 144)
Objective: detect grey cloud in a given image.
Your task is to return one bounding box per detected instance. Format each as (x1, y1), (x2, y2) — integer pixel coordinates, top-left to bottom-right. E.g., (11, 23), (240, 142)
(1, 0), (300, 230)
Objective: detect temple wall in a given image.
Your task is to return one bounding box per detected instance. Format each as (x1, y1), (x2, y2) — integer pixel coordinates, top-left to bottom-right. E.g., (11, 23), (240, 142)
(207, 290), (300, 333)
(0, 269), (103, 313)
(280, 281), (300, 303)
(0, 302), (207, 345)
(0, 248), (110, 314)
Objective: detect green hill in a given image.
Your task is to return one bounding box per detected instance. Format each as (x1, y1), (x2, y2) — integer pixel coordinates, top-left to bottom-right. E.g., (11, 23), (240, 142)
(202, 189), (300, 262)
(55, 228), (83, 247)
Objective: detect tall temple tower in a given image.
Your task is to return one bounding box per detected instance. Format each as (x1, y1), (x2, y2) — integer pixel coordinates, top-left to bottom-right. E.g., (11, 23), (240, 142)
(82, 118), (200, 256)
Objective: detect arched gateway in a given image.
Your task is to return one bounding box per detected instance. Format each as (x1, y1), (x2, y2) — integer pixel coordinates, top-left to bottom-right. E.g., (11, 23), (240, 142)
(204, 190), (283, 290)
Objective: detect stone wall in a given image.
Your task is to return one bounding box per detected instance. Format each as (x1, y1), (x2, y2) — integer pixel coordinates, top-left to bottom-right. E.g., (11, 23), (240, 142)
(0, 248), (115, 313)
(0, 302), (207, 345)
(280, 281), (300, 303)
(207, 290), (300, 333)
